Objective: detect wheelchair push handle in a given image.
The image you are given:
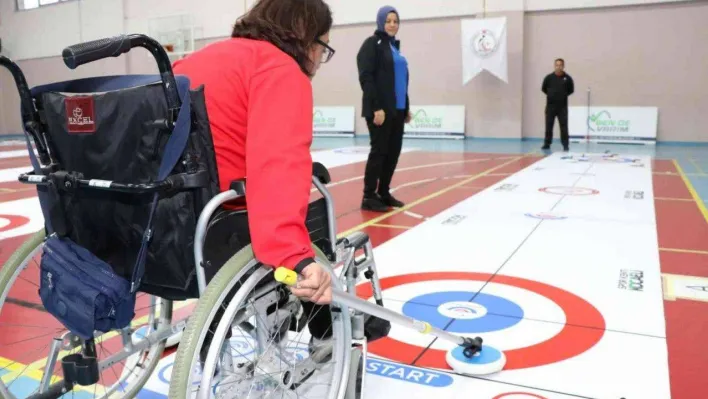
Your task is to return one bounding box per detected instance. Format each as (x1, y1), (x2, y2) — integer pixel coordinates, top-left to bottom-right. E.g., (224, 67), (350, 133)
(62, 34), (180, 116)
(62, 36), (132, 70)
(0, 55), (51, 165)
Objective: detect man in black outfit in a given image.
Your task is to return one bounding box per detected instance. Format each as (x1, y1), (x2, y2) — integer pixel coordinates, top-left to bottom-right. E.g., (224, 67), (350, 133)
(541, 58), (574, 151)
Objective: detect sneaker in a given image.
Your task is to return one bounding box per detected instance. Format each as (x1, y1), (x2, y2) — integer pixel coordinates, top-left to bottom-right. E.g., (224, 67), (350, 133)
(361, 196), (389, 212)
(308, 336), (333, 364)
(379, 194), (404, 208)
(364, 314), (391, 342)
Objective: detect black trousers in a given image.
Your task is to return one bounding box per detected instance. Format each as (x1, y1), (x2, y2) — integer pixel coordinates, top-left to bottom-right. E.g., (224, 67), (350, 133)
(363, 110), (406, 198)
(544, 105), (569, 148)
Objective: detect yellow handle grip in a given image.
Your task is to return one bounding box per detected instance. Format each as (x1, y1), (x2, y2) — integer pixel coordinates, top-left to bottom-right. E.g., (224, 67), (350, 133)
(274, 267), (298, 286)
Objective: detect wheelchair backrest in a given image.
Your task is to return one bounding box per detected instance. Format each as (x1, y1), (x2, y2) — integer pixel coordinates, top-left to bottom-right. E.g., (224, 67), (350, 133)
(28, 74), (220, 300)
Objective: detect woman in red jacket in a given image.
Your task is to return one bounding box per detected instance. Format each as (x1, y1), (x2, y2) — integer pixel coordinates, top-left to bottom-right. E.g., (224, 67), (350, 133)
(173, 0), (336, 346)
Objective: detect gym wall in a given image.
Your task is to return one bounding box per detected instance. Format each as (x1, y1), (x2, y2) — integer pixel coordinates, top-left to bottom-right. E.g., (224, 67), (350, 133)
(0, 0), (705, 142)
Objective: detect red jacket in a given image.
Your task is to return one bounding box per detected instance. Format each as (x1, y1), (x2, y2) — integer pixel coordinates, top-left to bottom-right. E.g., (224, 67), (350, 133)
(173, 38), (315, 272)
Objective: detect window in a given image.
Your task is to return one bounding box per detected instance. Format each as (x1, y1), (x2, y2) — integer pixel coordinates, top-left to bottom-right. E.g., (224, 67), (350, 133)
(17, 0), (74, 11)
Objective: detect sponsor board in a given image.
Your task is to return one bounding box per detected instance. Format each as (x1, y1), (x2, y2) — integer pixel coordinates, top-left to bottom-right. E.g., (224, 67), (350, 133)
(569, 106), (658, 144)
(313, 106), (355, 136)
(404, 106), (465, 138)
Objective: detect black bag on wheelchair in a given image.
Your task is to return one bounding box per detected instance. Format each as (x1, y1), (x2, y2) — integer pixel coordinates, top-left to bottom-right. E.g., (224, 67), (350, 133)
(20, 36), (221, 338)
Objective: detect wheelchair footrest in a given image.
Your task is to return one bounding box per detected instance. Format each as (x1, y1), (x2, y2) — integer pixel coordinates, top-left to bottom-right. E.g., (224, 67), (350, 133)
(61, 353), (99, 386)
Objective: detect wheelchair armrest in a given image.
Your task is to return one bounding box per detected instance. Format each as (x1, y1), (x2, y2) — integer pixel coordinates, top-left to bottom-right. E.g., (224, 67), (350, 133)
(230, 179), (246, 196)
(312, 162), (331, 185)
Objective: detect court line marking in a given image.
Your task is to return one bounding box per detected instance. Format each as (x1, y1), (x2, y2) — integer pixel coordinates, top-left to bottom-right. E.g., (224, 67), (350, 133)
(313, 156), (516, 193)
(403, 210), (426, 220)
(0, 356), (112, 395)
(662, 273), (708, 302)
(338, 156), (526, 238)
(655, 197), (694, 202)
(660, 247), (708, 256)
(20, 298), (195, 378)
(673, 160), (708, 225)
(652, 171), (706, 177)
(688, 158), (707, 175)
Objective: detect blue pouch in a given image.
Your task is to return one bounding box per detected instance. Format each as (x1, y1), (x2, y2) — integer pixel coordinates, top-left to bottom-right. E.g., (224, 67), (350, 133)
(38, 234), (135, 340)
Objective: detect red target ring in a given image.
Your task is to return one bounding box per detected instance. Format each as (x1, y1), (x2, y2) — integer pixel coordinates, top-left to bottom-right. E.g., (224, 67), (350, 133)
(356, 272), (605, 371)
(0, 214), (30, 233)
(539, 186), (599, 196)
(494, 393), (548, 399)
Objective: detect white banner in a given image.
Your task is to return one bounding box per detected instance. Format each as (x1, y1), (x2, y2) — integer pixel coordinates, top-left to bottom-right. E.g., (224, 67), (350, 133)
(461, 17), (508, 84)
(313, 106), (355, 136)
(569, 106), (658, 144)
(404, 105), (465, 138)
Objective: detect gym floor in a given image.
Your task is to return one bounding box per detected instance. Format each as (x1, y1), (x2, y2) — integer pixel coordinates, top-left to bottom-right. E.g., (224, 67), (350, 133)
(1, 136), (707, 398)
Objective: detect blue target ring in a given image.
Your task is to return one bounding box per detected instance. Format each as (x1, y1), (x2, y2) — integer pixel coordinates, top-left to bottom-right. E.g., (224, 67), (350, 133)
(402, 291), (523, 333)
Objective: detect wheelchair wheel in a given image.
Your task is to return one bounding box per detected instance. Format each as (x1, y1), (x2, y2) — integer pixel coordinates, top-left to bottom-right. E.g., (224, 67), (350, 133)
(0, 230), (170, 399)
(169, 244), (353, 399)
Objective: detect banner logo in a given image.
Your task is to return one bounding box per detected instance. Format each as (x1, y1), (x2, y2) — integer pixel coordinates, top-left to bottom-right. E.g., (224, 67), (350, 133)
(313, 109), (336, 129)
(587, 110), (631, 133)
(461, 17), (508, 84)
(411, 109), (443, 130)
(471, 28), (498, 57)
(618, 269), (644, 292)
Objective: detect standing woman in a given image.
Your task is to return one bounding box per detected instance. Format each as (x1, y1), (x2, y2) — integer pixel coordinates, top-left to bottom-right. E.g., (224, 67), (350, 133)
(357, 5), (411, 212)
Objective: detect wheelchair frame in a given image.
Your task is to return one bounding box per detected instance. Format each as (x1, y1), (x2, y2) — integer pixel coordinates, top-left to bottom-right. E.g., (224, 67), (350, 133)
(0, 34), (385, 399)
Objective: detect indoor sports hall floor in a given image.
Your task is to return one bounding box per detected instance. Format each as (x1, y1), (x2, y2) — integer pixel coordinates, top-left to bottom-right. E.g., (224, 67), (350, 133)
(1, 136), (707, 399)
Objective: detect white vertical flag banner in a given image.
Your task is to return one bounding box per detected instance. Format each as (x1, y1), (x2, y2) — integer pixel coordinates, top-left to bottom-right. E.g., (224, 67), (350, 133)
(461, 17), (508, 84)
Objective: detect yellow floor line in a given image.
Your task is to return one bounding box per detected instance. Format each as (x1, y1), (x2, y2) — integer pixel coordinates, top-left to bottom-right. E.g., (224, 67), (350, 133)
(673, 160), (708, 225)
(338, 156), (525, 238)
(660, 247), (708, 255)
(370, 223), (413, 230)
(0, 356), (111, 394)
(23, 298), (195, 374)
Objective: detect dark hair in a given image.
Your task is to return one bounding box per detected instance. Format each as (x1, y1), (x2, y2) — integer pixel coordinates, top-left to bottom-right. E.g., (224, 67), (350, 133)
(555, 58), (565, 64)
(231, 0), (333, 76)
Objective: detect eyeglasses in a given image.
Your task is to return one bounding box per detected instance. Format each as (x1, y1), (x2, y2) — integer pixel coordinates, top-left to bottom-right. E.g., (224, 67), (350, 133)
(315, 39), (335, 63)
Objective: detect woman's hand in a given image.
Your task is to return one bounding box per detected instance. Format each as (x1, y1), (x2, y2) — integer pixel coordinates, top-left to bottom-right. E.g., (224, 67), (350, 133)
(405, 111), (412, 124)
(373, 110), (386, 126)
(288, 262), (333, 304)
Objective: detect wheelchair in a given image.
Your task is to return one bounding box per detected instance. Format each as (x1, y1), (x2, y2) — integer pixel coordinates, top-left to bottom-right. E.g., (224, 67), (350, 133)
(0, 34), (388, 399)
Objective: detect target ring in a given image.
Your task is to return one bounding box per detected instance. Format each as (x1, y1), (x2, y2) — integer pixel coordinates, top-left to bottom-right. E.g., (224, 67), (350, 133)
(0, 214), (30, 233)
(539, 187), (599, 196)
(493, 393), (548, 399)
(524, 212), (567, 220)
(357, 272), (605, 370)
